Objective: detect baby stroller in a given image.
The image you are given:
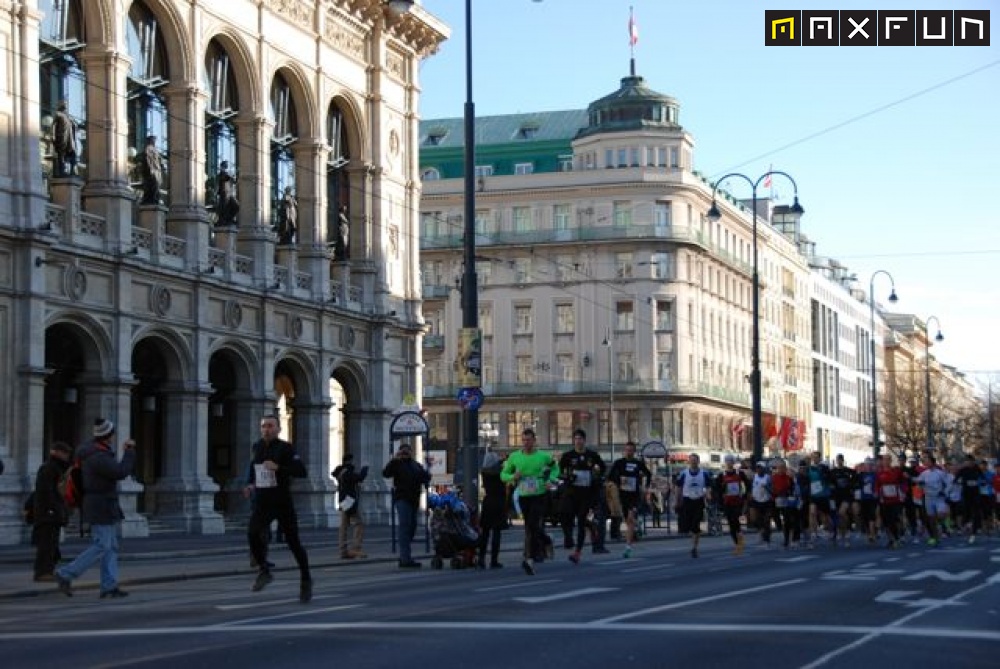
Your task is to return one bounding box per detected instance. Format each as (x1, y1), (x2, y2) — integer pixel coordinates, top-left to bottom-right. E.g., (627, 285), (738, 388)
(428, 491), (480, 569)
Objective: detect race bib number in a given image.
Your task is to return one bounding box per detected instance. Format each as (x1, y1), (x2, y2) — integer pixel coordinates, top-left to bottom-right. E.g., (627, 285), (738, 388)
(862, 481), (874, 496)
(620, 477), (637, 492)
(254, 464), (277, 489)
(518, 477), (540, 496)
(573, 470), (592, 487)
(810, 480), (824, 496)
(775, 496), (787, 508)
(725, 481), (741, 497)
(853, 490), (861, 500)
(881, 484), (898, 498)
(965, 479), (979, 488)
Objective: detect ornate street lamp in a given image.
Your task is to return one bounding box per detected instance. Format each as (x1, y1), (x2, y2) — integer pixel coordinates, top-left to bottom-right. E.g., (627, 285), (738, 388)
(707, 171), (803, 465)
(868, 270), (898, 458)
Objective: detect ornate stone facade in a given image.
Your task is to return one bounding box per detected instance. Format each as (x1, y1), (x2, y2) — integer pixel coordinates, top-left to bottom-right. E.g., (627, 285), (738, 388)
(0, 0), (445, 543)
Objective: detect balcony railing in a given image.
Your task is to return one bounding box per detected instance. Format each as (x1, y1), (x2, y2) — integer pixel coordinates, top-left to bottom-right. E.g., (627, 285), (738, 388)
(423, 379), (750, 405)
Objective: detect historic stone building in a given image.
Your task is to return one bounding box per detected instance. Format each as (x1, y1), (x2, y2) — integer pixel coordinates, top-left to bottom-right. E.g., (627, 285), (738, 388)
(0, 0), (446, 543)
(418, 67), (815, 470)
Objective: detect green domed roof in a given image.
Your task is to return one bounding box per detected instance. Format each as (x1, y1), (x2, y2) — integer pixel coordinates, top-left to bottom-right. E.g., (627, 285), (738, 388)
(576, 74), (681, 140)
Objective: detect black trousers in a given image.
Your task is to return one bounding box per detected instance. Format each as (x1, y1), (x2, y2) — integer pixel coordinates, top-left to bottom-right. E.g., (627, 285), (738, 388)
(248, 501), (310, 580)
(561, 491), (597, 551)
(33, 523), (62, 577)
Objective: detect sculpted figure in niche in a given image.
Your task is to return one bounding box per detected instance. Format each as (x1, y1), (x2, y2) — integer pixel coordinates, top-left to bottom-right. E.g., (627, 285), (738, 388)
(336, 205), (350, 260)
(216, 161), (240, 226)
(51, 100), (78, 178)
(278, 187), (297, 245)
(139, 136), (163, 205)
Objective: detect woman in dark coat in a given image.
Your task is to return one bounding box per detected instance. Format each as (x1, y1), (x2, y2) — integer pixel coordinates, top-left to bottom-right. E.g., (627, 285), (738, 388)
(478, 450), (508, 568)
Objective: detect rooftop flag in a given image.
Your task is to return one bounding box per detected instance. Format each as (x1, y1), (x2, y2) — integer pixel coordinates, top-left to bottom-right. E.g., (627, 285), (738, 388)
(629, 7), (639, 47)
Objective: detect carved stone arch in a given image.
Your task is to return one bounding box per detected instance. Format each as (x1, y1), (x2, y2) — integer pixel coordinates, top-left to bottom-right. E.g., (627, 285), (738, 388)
(330, 358), (370, 405)
(43, 310), (114, 378)
(130, 0), (195, 81)
(202, 27), (260, 114)
(206, 337), (260, 393)
(130, 326), (193, 384)
(273, 349), (318, 402)
(271, 62), (319, 139)
(327, 92), (369, 165)
(82, 0), (116, 45)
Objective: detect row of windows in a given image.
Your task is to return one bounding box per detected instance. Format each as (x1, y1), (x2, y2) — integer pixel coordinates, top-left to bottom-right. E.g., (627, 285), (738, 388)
(38, 0), (356, 236)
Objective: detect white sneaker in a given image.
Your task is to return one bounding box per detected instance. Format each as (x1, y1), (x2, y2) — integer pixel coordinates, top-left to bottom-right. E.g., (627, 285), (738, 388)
(968, 535), (976, 545)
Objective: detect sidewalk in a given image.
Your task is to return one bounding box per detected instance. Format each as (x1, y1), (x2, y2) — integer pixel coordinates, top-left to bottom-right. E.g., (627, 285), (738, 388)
(0, 521), (678, 600)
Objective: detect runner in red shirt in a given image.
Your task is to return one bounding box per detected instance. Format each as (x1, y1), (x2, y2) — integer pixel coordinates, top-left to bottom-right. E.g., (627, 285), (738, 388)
(875, 454), (908, 549)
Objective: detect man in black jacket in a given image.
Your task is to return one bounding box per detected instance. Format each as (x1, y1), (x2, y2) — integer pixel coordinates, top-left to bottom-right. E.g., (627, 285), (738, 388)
(243, 415), (312, 602)
(32, 441), (73, 581)
(559, 429), (607, 564)
(382, 443), (430, 568)
(55, 418), (136, 598)
(332, 453), (368, 559)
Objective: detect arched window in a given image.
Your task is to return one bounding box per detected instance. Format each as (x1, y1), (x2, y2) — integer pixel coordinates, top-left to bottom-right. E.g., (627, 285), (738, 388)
(126, 2), (169, 196)
(326, 102), (351, 253)
(204, 39), (238, 212)
(39, 0), (87, 180)
(269, 74), (297, 231)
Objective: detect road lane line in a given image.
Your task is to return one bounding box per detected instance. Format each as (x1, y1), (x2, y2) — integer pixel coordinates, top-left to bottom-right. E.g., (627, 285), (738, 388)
(592, 578), (807, 624)
(474, 578), (561, 593)
(216, 593), (343, 610)
(799, 577), (1000, 669)
(214, 603), (366, 626)
(2, 621), (999, 642)
(622, 564), (671, 574)
(514, 587), (617, 604)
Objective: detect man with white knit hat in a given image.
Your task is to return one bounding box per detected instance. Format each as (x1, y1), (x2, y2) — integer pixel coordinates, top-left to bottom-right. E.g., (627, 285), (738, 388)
(55, 417), (136, 599)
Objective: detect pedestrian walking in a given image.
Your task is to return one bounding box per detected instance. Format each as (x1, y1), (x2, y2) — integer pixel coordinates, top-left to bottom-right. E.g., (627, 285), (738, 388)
(32, 441), (73, 581)
(54, 419), (136, 598)
(332, 453), (368, 559)
(382, 442), (431, 568)
(243, 415), (313, 602)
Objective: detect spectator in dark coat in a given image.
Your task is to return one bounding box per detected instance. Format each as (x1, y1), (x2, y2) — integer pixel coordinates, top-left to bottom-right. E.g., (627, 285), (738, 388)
(32, 441), (73, 581)
(382, 443), (430, 568)
(55, 419), (136, 598)
(477, 450), (508, 569)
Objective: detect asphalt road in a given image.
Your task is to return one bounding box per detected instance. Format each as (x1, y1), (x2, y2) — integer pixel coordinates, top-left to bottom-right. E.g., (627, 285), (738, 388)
(1, 535), (997, 669)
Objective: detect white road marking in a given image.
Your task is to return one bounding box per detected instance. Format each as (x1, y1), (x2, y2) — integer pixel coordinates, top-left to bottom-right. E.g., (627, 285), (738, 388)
(622, 563), (671, 574)
(775, 556), (818, 563)
(1, 621), (998, 642)
(514, 587), (617, 604)
(473, 578), (561, 593)
(875, 590), (965, 608)
(800, 577), (999, 669)
(214, 603), (365, 626)
(592, 578), (807, 624)
(901, 569), (980, 582)
(216, 593), (343, 610)
(821, 568), (905, 581)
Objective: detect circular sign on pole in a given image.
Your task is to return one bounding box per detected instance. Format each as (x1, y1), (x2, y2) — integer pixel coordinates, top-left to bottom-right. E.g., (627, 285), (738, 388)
(640, 440), (668, 459)
(457, 387), (485, 411)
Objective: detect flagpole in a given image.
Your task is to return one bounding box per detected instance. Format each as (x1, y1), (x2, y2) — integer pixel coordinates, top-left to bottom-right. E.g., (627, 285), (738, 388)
(628, 6), (638, 75)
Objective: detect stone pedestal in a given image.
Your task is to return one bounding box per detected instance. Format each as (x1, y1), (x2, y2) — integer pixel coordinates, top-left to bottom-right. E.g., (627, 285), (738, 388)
(48, 177), (84, 238)
(150, 477), (225, 535)
(137, 204), (168, 258)
(119, 477), (150, 538)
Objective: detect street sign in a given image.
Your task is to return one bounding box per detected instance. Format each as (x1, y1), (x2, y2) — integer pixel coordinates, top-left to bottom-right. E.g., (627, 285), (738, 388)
(640, 440), (668, 459)
(457, 387), (484, 411)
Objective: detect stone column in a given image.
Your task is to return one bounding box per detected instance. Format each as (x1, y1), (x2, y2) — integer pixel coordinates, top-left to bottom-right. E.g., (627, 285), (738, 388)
(163, 84), (212, 268)
(79, 45), (135, 248)
(289, 400), (337, 529)
(293, 141), (329, 299)
(234, 116), (276, 286)
(137, 204), (168, 260)
(149, 383), (224, 534)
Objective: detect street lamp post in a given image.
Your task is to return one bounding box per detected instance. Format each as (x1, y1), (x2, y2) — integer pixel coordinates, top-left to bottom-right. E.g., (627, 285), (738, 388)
(707, 171), (803, 465)
(923, 315), (944, 455)
(868, 270), (899, 459)
(603, 330), (615, 461)
(390, 0), (480, 508)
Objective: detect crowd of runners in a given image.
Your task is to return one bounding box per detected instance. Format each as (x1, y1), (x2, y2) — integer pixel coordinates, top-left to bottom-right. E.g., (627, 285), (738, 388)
(672, 449), (999, 557)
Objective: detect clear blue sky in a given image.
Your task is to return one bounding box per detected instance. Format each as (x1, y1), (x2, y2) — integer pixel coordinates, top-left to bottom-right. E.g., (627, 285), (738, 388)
(417, 0), (1000, 384)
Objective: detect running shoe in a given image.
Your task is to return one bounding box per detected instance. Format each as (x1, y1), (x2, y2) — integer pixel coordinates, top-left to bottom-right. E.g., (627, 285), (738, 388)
(568, 551), (581, 565)
(623, 546), (633, 559)
(521, 559), (535, 576)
